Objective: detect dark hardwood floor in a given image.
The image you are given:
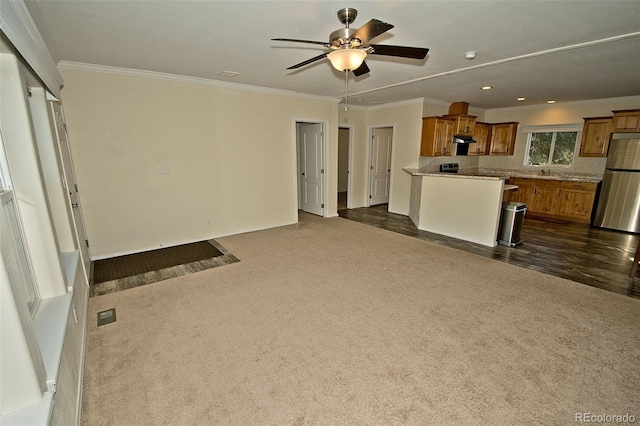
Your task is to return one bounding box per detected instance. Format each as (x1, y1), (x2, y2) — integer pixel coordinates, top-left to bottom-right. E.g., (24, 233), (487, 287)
(339, 204), (640, 299)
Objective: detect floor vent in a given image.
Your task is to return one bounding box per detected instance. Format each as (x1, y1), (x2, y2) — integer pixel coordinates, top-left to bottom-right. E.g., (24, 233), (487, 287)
(97, 308), (117, 326)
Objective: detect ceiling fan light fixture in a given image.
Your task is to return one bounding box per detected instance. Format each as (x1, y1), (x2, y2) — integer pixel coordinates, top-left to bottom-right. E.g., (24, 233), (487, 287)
(328, 49), (367, 71)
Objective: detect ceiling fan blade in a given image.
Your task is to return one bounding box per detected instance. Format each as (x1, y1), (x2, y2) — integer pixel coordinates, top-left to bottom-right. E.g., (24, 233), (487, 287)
(286, 53), (328, 70)
(349, 19), (394, 45)
(353, 61), (370, 77)
(369, 44), (429, 59)
(272, 38), (329, 47)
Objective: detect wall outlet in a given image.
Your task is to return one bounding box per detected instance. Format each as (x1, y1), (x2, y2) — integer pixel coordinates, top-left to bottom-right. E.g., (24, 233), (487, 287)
(206, 219), (212, 226)
(159, 165), (169, 174)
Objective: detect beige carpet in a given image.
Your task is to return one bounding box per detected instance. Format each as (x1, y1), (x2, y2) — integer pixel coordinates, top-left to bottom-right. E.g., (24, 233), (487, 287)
(82, 213), (640, 425)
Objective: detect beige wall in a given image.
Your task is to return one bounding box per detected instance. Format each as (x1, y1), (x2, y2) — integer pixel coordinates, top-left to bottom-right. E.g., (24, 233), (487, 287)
(60, 69), (338, 258)
(480, 97), (640, 173)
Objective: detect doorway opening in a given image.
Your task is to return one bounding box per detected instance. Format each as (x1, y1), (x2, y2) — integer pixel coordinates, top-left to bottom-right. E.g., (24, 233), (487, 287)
(338, 126), (352, 211)
(369, 126), (393, 211)
(296, 121), (325, 217)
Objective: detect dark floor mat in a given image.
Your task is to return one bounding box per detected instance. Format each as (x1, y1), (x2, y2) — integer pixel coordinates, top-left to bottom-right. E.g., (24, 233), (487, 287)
(93, 241), (223, 284)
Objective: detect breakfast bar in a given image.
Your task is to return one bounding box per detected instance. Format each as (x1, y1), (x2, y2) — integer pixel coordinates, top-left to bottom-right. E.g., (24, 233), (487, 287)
(404, 168), (506, 247)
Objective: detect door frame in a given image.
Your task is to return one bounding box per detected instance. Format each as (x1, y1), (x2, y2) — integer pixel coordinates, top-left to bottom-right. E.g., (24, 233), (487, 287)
(293, 119), (329, 217)
(367, 125), (396, 208)
(338, 125), (354, 210)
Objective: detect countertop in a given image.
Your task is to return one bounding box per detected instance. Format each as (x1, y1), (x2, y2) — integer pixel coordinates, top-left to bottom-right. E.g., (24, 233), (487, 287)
(402, 168), (502, 180)
(402, 167), (603, 183)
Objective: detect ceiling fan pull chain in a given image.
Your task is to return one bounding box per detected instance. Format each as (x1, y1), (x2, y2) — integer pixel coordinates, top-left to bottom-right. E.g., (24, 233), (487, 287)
(344, 69), (349, 111)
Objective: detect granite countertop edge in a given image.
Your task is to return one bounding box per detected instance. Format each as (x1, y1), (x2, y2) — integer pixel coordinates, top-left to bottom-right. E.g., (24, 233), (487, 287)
(402, 167), (603, 183)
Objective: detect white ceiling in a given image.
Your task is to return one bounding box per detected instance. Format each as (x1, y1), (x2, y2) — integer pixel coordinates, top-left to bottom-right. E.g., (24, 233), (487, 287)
(28, 0), (640, 109)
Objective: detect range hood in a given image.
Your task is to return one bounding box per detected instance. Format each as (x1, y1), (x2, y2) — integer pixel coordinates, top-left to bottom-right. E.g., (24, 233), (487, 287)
(454, 135), (476, 144)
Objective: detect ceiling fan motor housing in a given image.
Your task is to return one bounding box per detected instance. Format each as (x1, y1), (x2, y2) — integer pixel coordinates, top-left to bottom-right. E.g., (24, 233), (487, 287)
(329, 27), (361, 49)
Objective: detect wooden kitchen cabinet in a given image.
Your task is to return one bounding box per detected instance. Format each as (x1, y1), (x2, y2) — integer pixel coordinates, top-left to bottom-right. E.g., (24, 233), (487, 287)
(506, 178), (597, 223)
(509, 178), (535, 206)
(489, 122), (519, 155)
(508, 178), (558, 215)
(579, 117), (612, 157)
(557, 181), (598, 222)
(420, 116), (455, 156)
(531, 180), (560, 215)
(469, 122), (491, 155)
(612, 109), (640, 132)
(443, 114), (476, 136)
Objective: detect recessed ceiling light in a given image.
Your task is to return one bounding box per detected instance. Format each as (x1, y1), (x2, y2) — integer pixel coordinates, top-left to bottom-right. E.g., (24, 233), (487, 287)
(547, 100), (556, 104)
(516, 97), (526, 101)
(218, 70), (240, 78)
(481, 86), (492, 90)
(464, 51), (477, 60)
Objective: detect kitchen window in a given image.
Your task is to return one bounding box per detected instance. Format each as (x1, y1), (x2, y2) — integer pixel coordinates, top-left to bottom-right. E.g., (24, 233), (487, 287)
(523, 125), (582, 167)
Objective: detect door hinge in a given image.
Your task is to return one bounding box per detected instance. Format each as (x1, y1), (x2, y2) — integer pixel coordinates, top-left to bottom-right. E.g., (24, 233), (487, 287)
(321, 169), (324, 173)
(370, 166), (374, 170)
(85, 239), (89, 247)
(63, 123), (68, 132)
(74, 183), (78, 192)
(369, 195), (372, 199)
(321, 204), (324, 208)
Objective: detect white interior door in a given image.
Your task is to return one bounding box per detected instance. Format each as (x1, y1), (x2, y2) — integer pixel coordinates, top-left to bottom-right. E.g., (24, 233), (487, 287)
(49, 101), (91, 279)
(300, 123), (324, 216)
(370, 127), (393, 206)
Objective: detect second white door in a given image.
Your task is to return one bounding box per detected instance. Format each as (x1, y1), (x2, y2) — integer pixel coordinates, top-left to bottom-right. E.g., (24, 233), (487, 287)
(370, 127), (393, 206)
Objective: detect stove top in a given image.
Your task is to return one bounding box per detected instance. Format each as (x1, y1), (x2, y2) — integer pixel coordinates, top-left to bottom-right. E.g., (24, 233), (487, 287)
(439, 163), (459, 173)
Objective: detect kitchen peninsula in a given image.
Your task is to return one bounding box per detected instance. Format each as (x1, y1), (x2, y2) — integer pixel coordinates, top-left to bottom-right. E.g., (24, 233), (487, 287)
(404, 168), (505, 247)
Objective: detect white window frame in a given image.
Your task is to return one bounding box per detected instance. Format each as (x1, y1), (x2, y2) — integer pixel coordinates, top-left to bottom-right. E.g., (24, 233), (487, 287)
(521, 124), (582, 169)
(0, 129), (40, 314)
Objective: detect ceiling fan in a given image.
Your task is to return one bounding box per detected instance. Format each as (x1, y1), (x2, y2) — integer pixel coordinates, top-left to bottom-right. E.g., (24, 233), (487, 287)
(272, 7), (429, 77)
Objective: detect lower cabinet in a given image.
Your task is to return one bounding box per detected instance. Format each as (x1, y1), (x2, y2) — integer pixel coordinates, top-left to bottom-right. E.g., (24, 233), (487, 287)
(557, 181), (598, 221)
(507, 178), (597, 223)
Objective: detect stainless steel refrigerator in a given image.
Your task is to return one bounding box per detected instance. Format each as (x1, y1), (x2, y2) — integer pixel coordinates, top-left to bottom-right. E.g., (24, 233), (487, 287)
(593, 133), (640, 233)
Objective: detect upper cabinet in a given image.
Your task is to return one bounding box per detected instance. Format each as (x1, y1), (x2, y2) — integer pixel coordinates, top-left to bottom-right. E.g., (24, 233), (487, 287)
(612, 109), (640, 132)
(488, 122), (519, 155)
(420, 117), (455, 156)
(469, 122), (491, 156)
(442, 114), (476, 136)
(579, 117), (612, 157)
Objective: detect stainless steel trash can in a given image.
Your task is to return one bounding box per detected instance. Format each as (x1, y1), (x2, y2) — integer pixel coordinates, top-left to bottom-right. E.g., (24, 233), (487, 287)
(498, 202), (527, 247)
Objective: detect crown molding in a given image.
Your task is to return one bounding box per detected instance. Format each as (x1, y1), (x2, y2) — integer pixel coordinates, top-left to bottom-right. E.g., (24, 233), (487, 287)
(58, 61), (341, 104)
